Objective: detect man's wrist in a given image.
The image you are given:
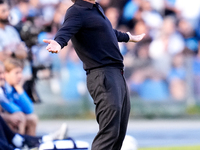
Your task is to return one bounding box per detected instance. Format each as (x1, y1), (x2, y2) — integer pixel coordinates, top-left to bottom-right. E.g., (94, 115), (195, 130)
(126, 32), (132, 42)
(54, 39), (64, 49)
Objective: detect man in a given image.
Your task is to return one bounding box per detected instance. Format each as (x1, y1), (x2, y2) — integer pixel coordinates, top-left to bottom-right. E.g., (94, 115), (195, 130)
(43, 0), (145, 149)
(0, 0), (27, 62)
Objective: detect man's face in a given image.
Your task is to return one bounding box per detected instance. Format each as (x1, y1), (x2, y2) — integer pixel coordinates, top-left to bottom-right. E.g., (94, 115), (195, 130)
(5, 67), (22, 86)
(71, 0), (75, 3)
(0, 3), (10, 24)
(0, 65), (5, 87)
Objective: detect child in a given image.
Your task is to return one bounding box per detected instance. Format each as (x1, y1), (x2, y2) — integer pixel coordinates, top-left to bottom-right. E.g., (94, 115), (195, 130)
(0, 58), (37, 136)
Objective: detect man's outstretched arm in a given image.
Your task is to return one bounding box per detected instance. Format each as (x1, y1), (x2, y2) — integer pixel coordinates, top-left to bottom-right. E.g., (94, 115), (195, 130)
(43, 6), (82, 54)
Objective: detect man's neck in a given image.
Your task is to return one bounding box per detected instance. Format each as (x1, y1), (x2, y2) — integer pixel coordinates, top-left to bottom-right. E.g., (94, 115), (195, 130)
(83, 0), (95, 4)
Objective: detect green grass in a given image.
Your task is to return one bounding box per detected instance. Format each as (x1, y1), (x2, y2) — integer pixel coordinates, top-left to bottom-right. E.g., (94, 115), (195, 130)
(139, 145), (200, 150)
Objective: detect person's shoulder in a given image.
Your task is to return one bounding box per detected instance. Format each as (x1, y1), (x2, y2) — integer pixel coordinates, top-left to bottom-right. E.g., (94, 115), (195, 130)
(67, 4), (80, 12)
(0, 87), (9, 103)
(5, 25), (15, 30)
(5, 25), (18, 34)
(65, 4), (82, 17)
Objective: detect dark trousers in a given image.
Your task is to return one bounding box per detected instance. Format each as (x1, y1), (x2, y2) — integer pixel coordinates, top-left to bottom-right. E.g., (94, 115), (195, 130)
(0, 116), (15, 150)
(87, 67), (130, 150)
(0, 116), (41, 149)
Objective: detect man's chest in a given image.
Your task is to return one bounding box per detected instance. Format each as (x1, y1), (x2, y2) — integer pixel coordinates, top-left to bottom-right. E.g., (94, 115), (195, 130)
(81, 9), (112, 31)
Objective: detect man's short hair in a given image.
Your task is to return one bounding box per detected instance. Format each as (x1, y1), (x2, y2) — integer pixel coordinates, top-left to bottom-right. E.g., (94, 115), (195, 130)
(4, 58), (23, 72)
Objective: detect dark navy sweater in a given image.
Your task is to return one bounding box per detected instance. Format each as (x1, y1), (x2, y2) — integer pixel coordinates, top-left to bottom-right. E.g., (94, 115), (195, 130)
(54, 0), (129, 70)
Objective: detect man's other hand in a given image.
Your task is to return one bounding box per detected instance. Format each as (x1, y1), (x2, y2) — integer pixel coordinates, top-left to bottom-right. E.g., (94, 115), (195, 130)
(127, 32), (145, 43)
(43, 39), (61, 53)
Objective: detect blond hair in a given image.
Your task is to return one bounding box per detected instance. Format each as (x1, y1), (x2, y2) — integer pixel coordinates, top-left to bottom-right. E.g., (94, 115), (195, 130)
(4, 58), (23, 72)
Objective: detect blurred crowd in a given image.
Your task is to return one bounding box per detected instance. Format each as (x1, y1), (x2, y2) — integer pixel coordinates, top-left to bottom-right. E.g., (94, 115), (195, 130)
(0, 0), (200, 106)
(2, 0), (200, 148)
(118, 0), (200, 102)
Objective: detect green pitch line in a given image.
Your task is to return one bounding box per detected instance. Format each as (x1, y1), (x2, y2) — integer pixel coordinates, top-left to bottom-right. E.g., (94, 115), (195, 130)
(139, 145), (200, 150)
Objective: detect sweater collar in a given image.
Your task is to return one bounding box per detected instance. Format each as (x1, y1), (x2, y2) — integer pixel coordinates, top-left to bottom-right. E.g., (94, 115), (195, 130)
(75, 0), (96, 9)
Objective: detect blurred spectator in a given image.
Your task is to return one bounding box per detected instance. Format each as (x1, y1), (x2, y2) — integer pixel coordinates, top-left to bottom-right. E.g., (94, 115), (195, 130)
(105, 7), (120, 28)
(158, 16), (185, 55)
(168, 53), (186, 100)
(60, 49), (86, 101)
(10, 0), (30, 26)
(149, 33), (171, 75)
(122, 0), (141, 28)
(124, 40), (151, 79)
(129, 68), (169, 101)
(40, 0), (60, 5)
(117, 25), (130, 56)
(132, 20), (149, 37)
(0, 58), (37, 136)
(178, 18), (198, 53)
(148, 0), (165, 14)
(149, 16), (185, 75)
(133, 42), (151, 68)
(0, 0), (27, 62)
(164, 0), (178, 16)
(193, 43), (200, 99)
(140, 0), (163, 31)
(123, 20), (150, 77)
(109, 0), (128, 10)
(28, 0), (41, 17)
(98, 0), (111, 11)
(38, 0), (73, 43)
(122, 0), (140, 21)
(174, 0), (200, 28)
(139, 70), (169, 101)
(128, 69), (146, 96)
(1, 0), (199, 103)
(197, 15), (200, 40)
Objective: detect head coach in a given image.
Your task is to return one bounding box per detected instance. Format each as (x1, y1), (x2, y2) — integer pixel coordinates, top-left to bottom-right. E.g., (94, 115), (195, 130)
(43, 0), (145, 149)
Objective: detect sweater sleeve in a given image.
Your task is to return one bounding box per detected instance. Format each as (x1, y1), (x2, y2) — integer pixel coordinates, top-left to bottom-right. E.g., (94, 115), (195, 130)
(0, 88), (22, 114)
(54, 6), (83, 49)
(113, 29), (130, 42)
(0, 102), (22, 113)
(17, 91), (34, 114)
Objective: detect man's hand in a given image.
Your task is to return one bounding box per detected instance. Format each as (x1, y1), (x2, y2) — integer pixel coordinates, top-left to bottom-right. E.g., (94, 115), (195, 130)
(43, 39), (61, 53)
(127, 32), (145, 43)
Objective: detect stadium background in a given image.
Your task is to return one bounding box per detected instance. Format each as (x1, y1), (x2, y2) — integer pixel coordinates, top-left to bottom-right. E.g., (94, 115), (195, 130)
(3, 0), (200, 149)
(8, 0), (199, 119)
